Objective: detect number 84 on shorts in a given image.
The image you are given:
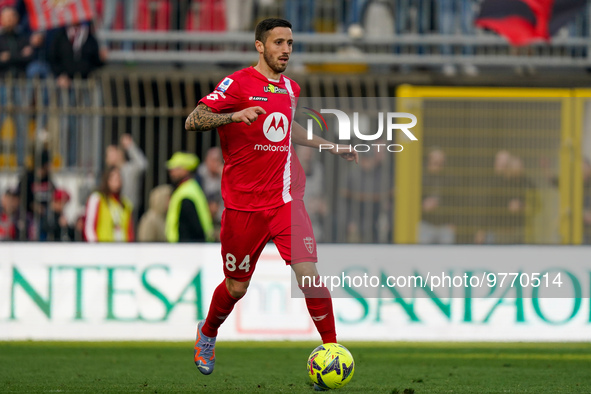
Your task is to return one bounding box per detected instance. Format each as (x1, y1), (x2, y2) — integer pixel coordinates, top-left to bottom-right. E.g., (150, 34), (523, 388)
(225, 253), (251, 273)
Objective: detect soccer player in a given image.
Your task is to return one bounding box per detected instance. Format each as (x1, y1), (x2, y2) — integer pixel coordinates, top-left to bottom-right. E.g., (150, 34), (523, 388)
(185, 18), (357, 376)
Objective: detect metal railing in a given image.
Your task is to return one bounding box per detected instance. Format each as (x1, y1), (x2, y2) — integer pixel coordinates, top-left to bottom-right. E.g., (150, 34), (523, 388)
(93, 0), (591, 68)
(100, 31), (591, 67)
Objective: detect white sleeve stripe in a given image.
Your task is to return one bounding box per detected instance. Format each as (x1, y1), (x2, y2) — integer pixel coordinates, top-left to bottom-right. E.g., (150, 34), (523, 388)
(282, 78), (296, 203)
(85, 193), (100, 242)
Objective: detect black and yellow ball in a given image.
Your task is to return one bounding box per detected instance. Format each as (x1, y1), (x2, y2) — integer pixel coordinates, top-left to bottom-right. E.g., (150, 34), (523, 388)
(307, 343), (355, 390)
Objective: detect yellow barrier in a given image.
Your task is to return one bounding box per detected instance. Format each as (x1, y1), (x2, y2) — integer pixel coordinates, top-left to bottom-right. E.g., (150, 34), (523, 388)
(396, 85), (583, 244)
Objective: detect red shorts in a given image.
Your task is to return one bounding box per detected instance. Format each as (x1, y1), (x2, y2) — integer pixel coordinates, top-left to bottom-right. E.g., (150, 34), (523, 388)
(220, 200), (318, 281)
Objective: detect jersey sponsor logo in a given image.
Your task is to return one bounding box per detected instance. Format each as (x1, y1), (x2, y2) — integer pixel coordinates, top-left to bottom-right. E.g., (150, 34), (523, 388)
(254, 144), (289, 152)
(264, 84), (288, 94)
(217, 77), (234, 92)
(262, 112), (289, 142)
(304, 237), (314, 253)
(249, 96), (268, 102)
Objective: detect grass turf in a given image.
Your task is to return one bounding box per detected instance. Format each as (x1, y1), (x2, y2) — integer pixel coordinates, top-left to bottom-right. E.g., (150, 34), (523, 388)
(0, 341), (590, 393)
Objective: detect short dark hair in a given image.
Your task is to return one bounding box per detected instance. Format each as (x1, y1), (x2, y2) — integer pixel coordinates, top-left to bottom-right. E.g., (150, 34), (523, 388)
(255, 18), (292, 44)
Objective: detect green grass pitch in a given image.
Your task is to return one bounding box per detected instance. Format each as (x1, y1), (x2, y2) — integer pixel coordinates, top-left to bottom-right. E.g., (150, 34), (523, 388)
(1, 341), (590, 393)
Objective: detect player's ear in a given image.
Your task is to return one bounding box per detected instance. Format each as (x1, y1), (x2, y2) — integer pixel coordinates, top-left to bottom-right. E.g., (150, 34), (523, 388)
(255, 40), (264, 54)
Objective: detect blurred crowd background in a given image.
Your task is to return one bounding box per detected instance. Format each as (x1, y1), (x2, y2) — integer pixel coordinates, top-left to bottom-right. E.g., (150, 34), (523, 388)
(0, 0), (591, 245)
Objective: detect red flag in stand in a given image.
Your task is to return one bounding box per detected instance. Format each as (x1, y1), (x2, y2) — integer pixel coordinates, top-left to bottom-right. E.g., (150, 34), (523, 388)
(25, 0), (94, 31)
(475, 0), (586, 46)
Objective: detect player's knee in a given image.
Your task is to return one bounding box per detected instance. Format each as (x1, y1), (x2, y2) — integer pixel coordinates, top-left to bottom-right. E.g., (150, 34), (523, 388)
(229, 287), (248, 299)
(292, 262), (319, 284)
(226, 278), (249, 299)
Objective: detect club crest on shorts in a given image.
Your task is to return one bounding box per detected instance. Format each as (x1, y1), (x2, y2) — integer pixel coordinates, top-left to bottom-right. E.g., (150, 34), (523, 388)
(303, 237), (314, 254)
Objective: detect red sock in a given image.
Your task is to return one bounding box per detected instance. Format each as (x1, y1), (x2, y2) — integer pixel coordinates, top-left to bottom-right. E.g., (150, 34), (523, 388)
(299, 278), (337, 344)
(202, 280), (242, 338)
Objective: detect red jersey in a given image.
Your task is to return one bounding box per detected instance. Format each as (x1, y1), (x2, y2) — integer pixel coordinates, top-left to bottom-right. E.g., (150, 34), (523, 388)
(198, 67), (305, 211)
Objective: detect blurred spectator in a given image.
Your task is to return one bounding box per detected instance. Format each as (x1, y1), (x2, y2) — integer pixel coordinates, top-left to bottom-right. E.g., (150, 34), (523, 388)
(0, 7), (33, 76)
(342, 146), (392, 243)
(0, 187), (18, 241)
(165, 152), (213, 242)
(136, 0), (170, 31)
(101, 0), (137, 52)
(84, 166), (135, 242)
(207, 191), (222, 241)
(503, 155), (535, 243)
(395, 0), (413, 38)
(297, 145), (327, 242)
(196, 146), (223, 198)
(13, 0), (29, 33)
(361, 0), (394, 40)
(284, 0), (315, 33)
(474, 150), (510, 244)
(48, 22), (104, 82)
(226, 0), (254, 32)
(48, 21), (105, 167)
(478, 151), (536, 244)
(340, 0), (367, 33)
(102, 0), (138, 32)
(42, 188), (74, 241)
(25, 31), (51, 140)
(438, 0), (478, 76)
(511, 46), (536, 76)
(137, 184), (171, 242)
(0, 6), (33, 167)
(170, 0), (192, 31)
(105, 133), (148, 222)
(393, 0), (428, 72)
(19, 149), (55, 240)
(74, 214), (86, 242)
(494, 149), (511, 176)
(26, 31), (50, 78)
(420, 148), (456, 244)
(196, 146), (223, 240)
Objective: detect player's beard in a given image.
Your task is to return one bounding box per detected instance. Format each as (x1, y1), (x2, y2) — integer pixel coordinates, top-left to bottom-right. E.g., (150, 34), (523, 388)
(263, 49), (288, 74)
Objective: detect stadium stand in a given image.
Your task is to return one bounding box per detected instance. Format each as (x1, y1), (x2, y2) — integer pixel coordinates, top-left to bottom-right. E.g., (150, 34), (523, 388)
(1, 0), (591, 244)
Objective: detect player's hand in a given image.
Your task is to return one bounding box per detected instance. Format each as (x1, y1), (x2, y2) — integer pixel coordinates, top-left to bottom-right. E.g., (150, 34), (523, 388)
(120, 133), (134, 150)
(30, 33), (44, 47)
(57, 74), (71, 89)
(231, 106), (266, 126)
(331, 145), (358, 164)
(21, 46), (33, 57)
(422, 196), (439, 212)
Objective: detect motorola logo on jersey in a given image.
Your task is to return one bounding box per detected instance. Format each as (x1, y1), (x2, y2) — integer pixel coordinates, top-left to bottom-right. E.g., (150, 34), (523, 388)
(254, 144), (289, 152)
(262, 112), (289, 142)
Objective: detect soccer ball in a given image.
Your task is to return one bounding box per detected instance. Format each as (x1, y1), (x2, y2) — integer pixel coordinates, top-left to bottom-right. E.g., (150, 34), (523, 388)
(307, 343), (354, 390)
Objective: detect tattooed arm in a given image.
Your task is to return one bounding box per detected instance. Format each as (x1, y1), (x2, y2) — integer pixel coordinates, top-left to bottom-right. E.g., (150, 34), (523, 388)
(185, 103), (267, 131)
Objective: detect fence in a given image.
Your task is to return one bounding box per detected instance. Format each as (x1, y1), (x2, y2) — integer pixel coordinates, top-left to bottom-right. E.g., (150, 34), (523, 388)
(397, 86), (591, 245)
(1, 74), (590, 244)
